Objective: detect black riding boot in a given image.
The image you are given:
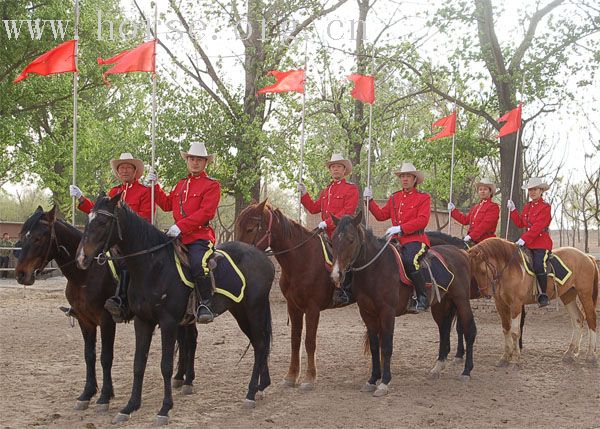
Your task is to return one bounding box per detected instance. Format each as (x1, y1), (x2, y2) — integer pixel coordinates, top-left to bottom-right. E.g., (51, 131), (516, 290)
(536, 273), (549, 308)
(195, 274), (215, 324)
(332, 271), (353, 307)
(407, 270), (429, 314)
(104, 270), (132, 323)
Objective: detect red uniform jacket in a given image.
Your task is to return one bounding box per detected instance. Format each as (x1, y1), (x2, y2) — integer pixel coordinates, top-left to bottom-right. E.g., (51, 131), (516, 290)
(510, 198), (553, 250)
(368, 189), (431, 246)
(451, 198), (499, 243)
(78, 180), (152, 222)
(154, 172), (220, 245)
(301, 179), (359, 237)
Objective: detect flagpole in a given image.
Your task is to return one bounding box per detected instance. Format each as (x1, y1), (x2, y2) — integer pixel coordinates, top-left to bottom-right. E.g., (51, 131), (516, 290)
(365, 49), (375, 228)
(71, 0), (79, 225)
(505, 119), (523, 239)
(297, 39), (308, 224)
(447, 129), (456, 235)
(150, 2), (157, 226)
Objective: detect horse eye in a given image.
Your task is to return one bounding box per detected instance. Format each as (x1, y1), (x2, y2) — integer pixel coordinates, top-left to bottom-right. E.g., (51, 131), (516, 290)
(246, 228), (254, 234)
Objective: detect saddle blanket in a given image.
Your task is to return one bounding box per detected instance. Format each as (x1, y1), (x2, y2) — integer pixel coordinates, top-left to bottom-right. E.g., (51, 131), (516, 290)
(518, 249), (572, 285)
(175, 249), (247, 303)
(320, 235), (334, 272)
(389, 246), (454, 292)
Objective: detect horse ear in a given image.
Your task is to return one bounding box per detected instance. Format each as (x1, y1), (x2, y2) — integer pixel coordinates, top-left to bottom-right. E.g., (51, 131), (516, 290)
(331, 214), (340, 226)
(96, 191), (107, 201)
(35, 205), (43, 213)
(352, 210), (363, 226)
(46, 204), (58, 223)
(257, 199), (268, 210)
(109, 192), (121, 205)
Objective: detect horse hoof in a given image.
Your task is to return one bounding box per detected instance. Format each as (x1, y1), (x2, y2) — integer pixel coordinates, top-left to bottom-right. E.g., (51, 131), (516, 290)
(360, 383), (376, 393)
(562, 353), (576, 364)
(243, 399), (256, 409)
(154, 414), (169, 426)
(112, 413), (130, 424)
(372, 383), (389, 397)
(299, 382), (314, 391)
(96, 403), (110, 413)
(74, 400), (90, 411)
(496, 359), (509, 368)
(181, 385), (194, 395)
(255, 390), (266, 401)
(453, 357), (464, 365)
(429, 371), (441, 380)
(280, 379), (297, 388)
(585, 355), (598, 367)
(172, 379), (184, 389)
(458, 374), (471, 382)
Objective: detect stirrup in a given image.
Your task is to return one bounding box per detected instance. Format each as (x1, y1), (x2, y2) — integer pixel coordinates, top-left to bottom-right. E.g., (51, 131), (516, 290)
(331, 288), (350, 307)
(537, 293), (549, 308)
(104, 297), (127, 323)
(407, 295), (427, 314)
(195, 304), (214, 324)
(59, 306), (76, 319)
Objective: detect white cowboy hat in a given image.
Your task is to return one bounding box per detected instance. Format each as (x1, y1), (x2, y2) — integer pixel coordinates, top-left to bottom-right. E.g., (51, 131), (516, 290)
(325, 153), (352, 176)
(180, 142), (215, 164)
(394, 161), (424, 185)
(522, 177), (549, 191)
(110, 153), (144, 180)
(475, 178), (497, 195)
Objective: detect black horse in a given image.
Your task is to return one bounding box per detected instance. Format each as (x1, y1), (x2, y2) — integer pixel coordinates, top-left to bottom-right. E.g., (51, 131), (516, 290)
(426, 230), (525, 360)
(76, 194), (274, 426)
(15, 206), (118, 411)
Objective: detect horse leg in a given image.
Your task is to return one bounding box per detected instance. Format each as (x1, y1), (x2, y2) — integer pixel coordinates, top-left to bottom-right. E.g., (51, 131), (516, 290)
(75, 323), (98, 411)
(562, 299), (585, 363)
(456, 302), (476, 379)
(508, 306), (523, 367)
(282, 304), (303, 387)
(495, 301), (512, 367)
(183, 324), (198, 394)
(256, 304), (272, 399)
(454, 313), (465, 362)
(96, 316), (116, 411)
(361, 328), (380, 393)
(155, 320), (178, 425)
(113, 318), (155, 424)
(300, 306), (320, 390)
(429, 303), (454, 379)
(373, 317), (394, 398)
(173, 327), (186, 388)
(576, 289), (598, 365)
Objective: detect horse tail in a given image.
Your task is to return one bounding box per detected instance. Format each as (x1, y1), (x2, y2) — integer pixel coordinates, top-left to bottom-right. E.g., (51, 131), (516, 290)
(264, 302), (273, 359)
(519, 305), (526, 350)
(587, 255), (599, 308)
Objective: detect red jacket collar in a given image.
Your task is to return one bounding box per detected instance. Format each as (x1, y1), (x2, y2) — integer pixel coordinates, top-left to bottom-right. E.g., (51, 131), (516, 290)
(187, 171), (207, 180)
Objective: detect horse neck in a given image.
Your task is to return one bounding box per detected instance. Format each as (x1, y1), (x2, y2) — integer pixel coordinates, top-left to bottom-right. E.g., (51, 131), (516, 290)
(355, 228), (385, 267)
(269, 214), (319, 270)
(53, 221), (86, 281)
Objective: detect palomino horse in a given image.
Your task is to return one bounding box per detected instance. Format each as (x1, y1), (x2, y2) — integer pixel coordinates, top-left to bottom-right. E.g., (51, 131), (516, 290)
(469, 237), (598, 366)
(15, 206), (119, 411)
(427, 231), (526, 360)
(76, 194), (275, 425)
(330, 212), (477, 397)
(235, 200), (335, 389)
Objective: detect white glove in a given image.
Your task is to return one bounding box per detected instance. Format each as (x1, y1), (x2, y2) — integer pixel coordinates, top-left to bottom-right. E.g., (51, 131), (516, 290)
(515, 238), (525, 247)
(385, 225), (402, 238)
(363, 186), (373, 199)
(448, 202), (455, 211)
(318, 221), (328, 230)
(69, 185), (83, 199)
(463, 235), (471, 242)
(507, 200), (516, 211)
(146, 169), (157, 183)
(166, 224), (181, 237)
(297, 182), (307, 196)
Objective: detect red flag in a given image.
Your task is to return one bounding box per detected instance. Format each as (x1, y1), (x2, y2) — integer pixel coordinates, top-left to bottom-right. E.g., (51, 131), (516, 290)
(13, 40), (77, 83)
(347, 74), (375, 104)
(497, 103), (522, 138)
(257, 69), (305, 94)
(428, 111), (457, 141)
(97, 40), (156, 82)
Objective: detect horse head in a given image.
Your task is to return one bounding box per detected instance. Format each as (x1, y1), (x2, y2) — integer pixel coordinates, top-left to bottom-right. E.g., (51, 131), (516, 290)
(330, 211), (363, 285)
(15, 205), (59, 285)
(235, 199), (272, 250)
(76, 192), (121, 269)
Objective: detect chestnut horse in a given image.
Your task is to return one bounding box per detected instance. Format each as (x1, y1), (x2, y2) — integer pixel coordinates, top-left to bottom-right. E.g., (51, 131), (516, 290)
(235, 200), (335, 389)
(469, 237), (598, 366)
(330, 212), (476, 397)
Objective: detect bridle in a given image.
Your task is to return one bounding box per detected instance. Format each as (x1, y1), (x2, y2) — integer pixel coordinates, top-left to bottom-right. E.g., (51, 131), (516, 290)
(336, 224), (393, 272)
(30, 219), (75, 275)
(471, 245), (520, 295)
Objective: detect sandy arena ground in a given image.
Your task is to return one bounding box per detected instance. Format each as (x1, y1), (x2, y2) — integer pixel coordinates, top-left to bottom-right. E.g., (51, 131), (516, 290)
(0, 276), (599, 429)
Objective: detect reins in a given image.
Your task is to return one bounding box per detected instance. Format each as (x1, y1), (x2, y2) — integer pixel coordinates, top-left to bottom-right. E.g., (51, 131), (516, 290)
(349, 232), (393, 272)
(476, 244), (521, 293)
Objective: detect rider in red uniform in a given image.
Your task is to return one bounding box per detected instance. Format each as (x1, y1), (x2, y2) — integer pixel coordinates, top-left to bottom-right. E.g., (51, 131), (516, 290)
(298, 154), (359, 305)
(448, 178), (499, 245)
(364, 162), (431, 313)
(508, 178), (552, 307)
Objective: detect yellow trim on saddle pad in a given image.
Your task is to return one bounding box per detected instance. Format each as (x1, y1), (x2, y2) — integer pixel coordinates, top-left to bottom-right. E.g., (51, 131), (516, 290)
(174, 250), (195, 289)
(518, 248), (536, 277)
(547, 254), (573, 286)
(106, 251), (120, 283)
(319, 235), (333, 266)
(213, 249), (247, 303)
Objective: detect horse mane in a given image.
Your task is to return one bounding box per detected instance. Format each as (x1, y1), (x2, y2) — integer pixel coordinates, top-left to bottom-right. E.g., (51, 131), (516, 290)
(117, 202), (169, 249)
(21, 210), (81, 238)
(427, 230), (465, 247)
(336, 215), (388, 248)
(470, 237), (519, 268)
(270, 205), (314, 241)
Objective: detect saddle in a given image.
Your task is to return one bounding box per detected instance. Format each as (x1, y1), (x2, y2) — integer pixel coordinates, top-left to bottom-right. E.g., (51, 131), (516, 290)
(518, 248), (572, 285)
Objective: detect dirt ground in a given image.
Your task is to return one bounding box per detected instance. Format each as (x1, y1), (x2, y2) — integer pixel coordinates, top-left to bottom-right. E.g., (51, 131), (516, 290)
(0, 277), (599, 429)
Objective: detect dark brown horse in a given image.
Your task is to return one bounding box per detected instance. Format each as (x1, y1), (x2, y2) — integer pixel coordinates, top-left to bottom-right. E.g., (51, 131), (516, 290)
(14, 206), (118, 411)
(330, 212), (476, 396)
(235, 200), (335, 390)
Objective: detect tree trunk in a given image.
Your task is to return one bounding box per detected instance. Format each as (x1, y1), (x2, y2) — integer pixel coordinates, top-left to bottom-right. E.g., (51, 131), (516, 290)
(499, 133), (523, 240)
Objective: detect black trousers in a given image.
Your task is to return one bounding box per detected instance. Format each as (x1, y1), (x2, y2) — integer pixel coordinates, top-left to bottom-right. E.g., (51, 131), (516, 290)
(531, 249), (549, 275)
(401, 242), (428, 274)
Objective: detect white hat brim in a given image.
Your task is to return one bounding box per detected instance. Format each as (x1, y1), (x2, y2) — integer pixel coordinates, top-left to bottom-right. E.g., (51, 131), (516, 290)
(180, 151), (215, 164)
(325, 159), (352, 176)
(110, 158), (144, 180)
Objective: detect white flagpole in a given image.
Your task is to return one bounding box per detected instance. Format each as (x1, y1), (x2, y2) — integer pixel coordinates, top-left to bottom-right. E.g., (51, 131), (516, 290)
(71, 0), (79, 225)
(505, 115), (523, 239)
(447, 126), (456, 235)
(150, 2), (158, 226)
(297, 40), (308, 224)
(365, 49), (375, 227)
